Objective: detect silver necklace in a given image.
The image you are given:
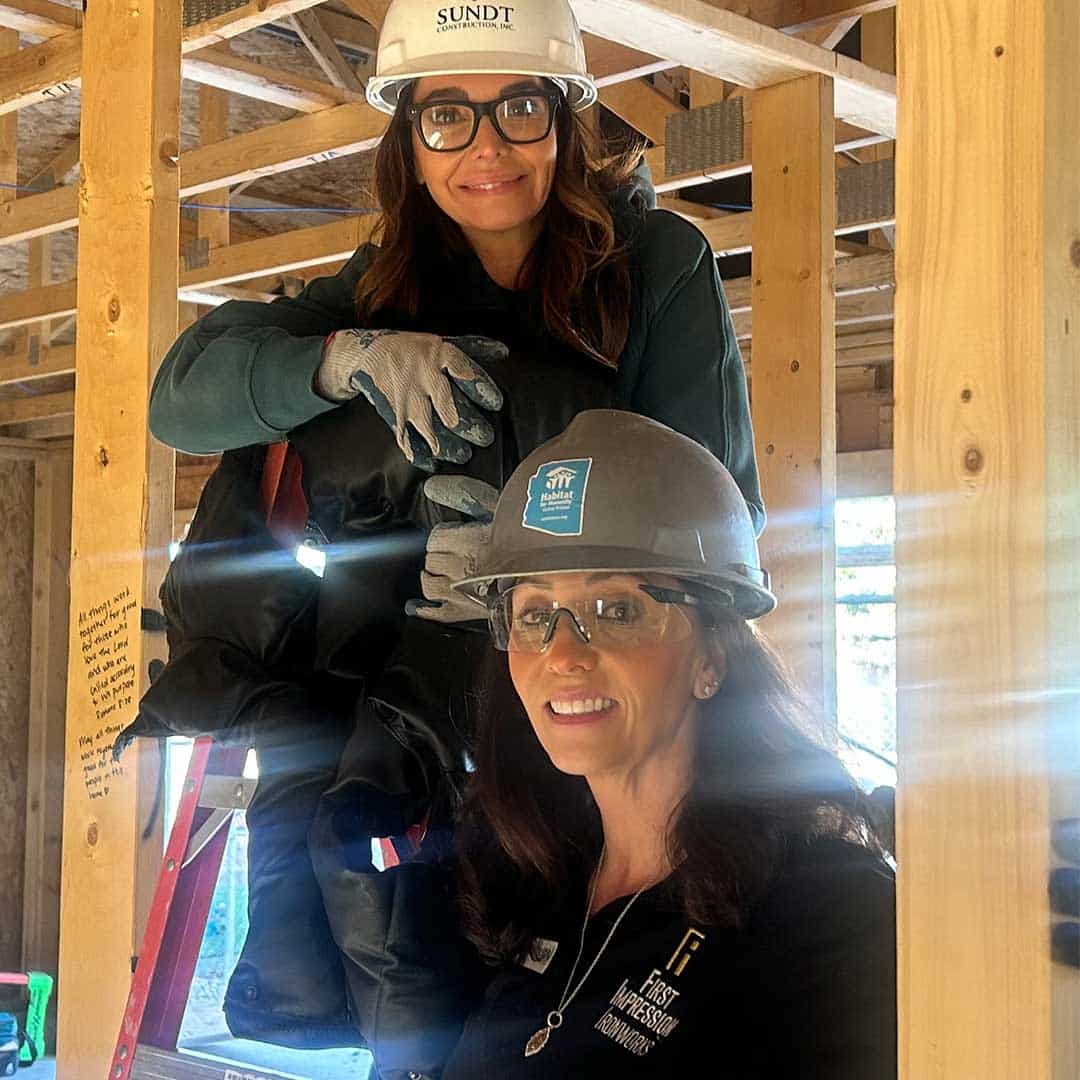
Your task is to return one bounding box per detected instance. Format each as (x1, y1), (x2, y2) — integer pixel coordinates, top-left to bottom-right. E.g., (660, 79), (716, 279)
(524, 846), (648, 1058)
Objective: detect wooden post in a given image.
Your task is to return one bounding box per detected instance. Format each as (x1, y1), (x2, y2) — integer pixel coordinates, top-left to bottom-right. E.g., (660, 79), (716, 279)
(750, 73), (837, 743)
(197, 85), (230, 251)
(895, 2), (1080, 1076)
(0, 29), (26, 360)
(56, 0), (180, 1073)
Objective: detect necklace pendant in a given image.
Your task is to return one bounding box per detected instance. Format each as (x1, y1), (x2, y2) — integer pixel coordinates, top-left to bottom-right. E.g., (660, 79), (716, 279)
(524, 1025), (551, 1057)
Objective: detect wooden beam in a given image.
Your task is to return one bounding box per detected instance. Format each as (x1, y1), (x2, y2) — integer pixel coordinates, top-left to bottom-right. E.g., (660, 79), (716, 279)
(732, 284), (891, 337)
(335, 0), (391, 29)
(0, 30), (80, 115)
(0, 343), (75, 387)
(181, 0), (332, 50)
(0, 280), (77, 332)
(311, 7), (379, 54)
(799, 14), (859, 48)
(767, 0), (894, 33)
(584, 34), (678, 86)
(0, 100), (386, 246)
(698, 159), (893, 255)
(836, 447), (891, 498)
(0, 216), (378, 332)
(750, 73), (836, 741)
(570, 0), (896, 137)
(0, 390), (74, 426)
(180, 214), (377, 288)
(599, 78), (684, 144)
(723, 249), (892, 311)
(56, 0), (179, 1073)
(895, 2), (1078, 1077)
(0, 0), (80, 38)
(0, 219), (889, 339)
(0, 0), (333, 114)
(183, 47), (357, 112)
(287, 9), (365, 93)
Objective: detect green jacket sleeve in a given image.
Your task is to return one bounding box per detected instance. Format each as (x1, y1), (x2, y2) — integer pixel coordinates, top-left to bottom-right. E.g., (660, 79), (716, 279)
(149, 244), (375, 454)
(626, 211), (765, 535)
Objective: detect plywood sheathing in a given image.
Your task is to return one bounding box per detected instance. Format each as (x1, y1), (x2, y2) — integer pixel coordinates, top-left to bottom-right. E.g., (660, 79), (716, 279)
(0, 456), (34, 972)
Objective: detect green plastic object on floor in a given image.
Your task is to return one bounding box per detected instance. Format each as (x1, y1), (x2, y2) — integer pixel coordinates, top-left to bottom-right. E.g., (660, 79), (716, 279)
(20, 971), (53, 1065)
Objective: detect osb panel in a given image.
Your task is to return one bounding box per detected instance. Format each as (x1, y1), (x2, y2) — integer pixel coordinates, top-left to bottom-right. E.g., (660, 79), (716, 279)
(0, 457), (34, 971)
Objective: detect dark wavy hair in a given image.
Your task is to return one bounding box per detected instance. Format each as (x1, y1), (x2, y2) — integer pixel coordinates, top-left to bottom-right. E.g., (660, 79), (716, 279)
(455, 604), (885, 965)
(355, 80), (643, 366)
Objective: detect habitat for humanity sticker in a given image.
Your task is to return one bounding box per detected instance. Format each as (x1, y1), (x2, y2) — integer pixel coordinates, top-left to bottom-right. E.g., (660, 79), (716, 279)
(522, 458), (593, 536)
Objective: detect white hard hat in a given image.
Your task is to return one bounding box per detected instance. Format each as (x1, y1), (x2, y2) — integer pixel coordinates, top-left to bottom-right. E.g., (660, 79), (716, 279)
(366, 0), (597, 115)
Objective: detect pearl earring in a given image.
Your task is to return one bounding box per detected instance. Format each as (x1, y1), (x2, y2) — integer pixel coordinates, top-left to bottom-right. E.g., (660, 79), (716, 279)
(699, 679), (719, 699)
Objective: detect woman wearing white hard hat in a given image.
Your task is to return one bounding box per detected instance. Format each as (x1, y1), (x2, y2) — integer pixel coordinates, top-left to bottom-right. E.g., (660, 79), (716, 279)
(139, 0), (767, 1055)
(149, 0), (763, 534)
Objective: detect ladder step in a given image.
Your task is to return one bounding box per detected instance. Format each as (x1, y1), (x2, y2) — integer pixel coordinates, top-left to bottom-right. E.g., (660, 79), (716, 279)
(131, 1043), (309, 1080)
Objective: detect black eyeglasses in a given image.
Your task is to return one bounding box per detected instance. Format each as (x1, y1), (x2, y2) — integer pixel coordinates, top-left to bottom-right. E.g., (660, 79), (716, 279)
(408, 91), (561, 152)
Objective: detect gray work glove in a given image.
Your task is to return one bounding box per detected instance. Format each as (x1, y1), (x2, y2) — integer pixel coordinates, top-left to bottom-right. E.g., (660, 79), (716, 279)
(406, 475), (500, 624)
(315, 329), (506, 472)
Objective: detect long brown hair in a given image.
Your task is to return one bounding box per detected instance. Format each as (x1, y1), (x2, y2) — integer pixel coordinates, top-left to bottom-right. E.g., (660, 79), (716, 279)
(455, 606), (885, 965)
(355, 80), (643, 366)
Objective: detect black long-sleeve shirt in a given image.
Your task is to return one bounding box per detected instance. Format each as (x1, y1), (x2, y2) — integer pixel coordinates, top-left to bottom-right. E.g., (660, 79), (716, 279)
(440, 837), (896, 1080)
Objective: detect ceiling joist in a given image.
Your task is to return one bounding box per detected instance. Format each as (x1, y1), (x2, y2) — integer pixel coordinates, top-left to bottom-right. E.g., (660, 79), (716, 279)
(0, 99), (385, 246)
(570, 0), (896, 136)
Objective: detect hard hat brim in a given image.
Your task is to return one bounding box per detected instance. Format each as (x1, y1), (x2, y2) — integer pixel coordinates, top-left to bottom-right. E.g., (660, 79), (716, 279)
(366, 65), (597, 115)
(453, 547), (777, 621)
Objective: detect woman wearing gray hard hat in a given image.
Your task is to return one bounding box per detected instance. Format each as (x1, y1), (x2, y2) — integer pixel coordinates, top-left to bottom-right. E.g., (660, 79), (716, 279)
(434, 411), (897, 1078)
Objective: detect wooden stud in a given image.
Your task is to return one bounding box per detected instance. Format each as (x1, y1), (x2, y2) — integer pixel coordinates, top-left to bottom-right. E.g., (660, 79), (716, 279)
(894, 2), (1079, 1076)
(750, 73), (836, 742)
(0, 30), (15, 202)
(197, 86), (230, 252)
(56, 0), (180, 1074)
(287, 10), (365, 93)
(599, 78), (684, 145)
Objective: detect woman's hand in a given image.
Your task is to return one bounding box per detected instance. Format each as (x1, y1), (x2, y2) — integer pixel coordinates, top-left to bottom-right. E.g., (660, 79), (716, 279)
(316, 329), (506, 471)
(407, 475), (500, 623)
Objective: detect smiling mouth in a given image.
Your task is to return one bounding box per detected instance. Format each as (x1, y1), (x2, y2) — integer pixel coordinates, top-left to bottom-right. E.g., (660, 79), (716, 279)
(546, 697), (618, 723)
(459, 176), (525, 192)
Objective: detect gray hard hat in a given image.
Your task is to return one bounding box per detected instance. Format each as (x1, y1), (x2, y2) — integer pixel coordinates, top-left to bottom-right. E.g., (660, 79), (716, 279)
(453, 409), (776, 619)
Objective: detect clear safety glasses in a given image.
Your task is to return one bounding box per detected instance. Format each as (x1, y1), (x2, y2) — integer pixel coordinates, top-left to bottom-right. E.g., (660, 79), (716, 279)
(488, 582), (708, 654)
(408, 91), (560, 152)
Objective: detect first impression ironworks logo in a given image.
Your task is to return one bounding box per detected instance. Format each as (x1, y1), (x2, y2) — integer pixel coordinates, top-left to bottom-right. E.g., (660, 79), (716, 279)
(436, 4), (516, 31)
